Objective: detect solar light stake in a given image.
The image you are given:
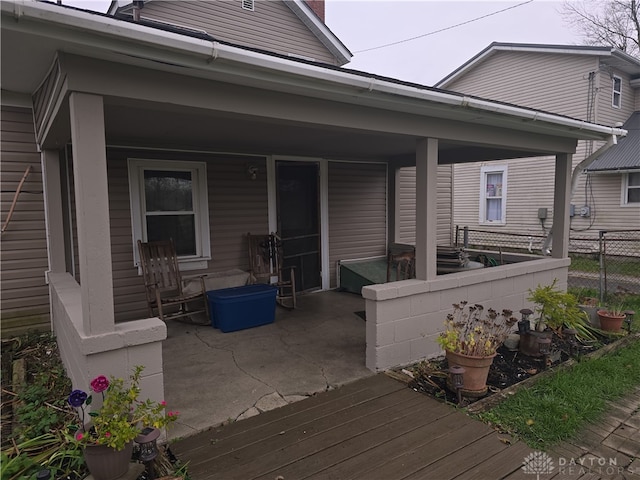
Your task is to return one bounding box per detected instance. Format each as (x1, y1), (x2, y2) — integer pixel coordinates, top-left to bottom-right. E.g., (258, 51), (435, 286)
(624, 310), (635, 334)
(449, 365), (465, 405)
(135, 427), (161, 479)
(538, 338), (552, 370)
(564, 328), (577, 358)
(519, 309), (533, 335)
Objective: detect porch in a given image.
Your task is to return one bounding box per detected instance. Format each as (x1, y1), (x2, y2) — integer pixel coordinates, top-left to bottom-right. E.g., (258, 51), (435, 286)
(3, 0), (624, 429)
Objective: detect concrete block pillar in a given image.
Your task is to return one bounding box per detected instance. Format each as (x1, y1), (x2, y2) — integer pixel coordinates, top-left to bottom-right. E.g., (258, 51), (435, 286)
(552, 153), (572, 259)
(415, 138), (438, 280)
(69, 92), (115, 335)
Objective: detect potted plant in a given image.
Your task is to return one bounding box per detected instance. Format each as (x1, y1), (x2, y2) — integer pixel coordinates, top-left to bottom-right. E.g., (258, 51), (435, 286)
(68, 365), (178, 480)
(522, 280), (596, 356)
(437, 301), (517, 397)
(597, 305), (627, 333)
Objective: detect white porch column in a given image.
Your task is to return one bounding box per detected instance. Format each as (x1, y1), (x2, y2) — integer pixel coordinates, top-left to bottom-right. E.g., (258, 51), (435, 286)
(552, 153), (572, 259)
(69, 92), (115, 335)
(415, 138), (438, 280)
(41, 150), (66, 274)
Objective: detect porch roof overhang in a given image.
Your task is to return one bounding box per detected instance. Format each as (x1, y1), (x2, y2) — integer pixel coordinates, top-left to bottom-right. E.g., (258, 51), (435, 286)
(1, 1), (626, 163)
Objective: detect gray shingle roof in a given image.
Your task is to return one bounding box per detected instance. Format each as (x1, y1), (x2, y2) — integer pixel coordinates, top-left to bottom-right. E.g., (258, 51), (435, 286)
(587, 112), (640, 172)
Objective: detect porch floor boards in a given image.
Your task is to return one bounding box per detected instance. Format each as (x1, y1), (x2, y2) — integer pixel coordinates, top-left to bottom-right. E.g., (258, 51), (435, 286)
(171, 374), (532, 480)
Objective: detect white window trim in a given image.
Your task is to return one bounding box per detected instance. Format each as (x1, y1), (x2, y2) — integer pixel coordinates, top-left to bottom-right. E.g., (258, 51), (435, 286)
(621, 172), (640, 206)
(479, 165), (507, 225)
(127, 158), (211, 271)
(612, 75), (622, 108)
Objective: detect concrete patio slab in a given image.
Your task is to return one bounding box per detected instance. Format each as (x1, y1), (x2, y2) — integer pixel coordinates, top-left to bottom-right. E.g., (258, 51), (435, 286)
(162, 290), (373, 441)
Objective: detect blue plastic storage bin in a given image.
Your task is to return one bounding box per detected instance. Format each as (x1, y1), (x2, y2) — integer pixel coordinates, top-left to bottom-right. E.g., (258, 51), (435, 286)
(206, 284), (278, 332)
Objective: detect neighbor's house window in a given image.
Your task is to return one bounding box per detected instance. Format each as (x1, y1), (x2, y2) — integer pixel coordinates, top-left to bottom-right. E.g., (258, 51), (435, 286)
(622, 172), (640, 205)
(479, 165), (507, 224)
(612, 75), (622, 108)
(128, 159), (211, 270)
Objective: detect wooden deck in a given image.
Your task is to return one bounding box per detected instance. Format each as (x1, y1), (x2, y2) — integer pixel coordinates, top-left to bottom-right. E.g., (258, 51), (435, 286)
(171, 374), (533, 479)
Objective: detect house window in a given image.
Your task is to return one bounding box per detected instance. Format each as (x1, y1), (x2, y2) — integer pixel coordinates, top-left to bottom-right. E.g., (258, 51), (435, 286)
(622, 172), (640, 205)
(242, 0), (254, 11)
(612, 76), (622, 108)
(479, 165), (507, 224)
(128, 159), (211, 269)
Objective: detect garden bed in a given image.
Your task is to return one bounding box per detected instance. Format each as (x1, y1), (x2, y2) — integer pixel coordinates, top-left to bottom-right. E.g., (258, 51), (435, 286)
(391, 331), (636, 412)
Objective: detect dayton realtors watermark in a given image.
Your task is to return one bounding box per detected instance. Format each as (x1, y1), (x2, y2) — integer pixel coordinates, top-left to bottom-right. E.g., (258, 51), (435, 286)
(522, 451), (637, 478)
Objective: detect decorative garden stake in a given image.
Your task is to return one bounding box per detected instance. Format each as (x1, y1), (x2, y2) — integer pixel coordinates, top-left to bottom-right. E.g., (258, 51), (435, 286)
(449, 365), (465, 405)
(624, 310), (635, 334)
(538, 337), (551, 369)
(519, 308), (533, 334)
(135, 427), (160, 480)
(564, 328), (577, 358)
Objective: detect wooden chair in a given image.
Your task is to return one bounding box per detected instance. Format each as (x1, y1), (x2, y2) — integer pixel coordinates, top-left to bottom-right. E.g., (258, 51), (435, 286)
(137, 239), (208, 323)
(247, 232), (296, 309)
(386, 244), (415, 282)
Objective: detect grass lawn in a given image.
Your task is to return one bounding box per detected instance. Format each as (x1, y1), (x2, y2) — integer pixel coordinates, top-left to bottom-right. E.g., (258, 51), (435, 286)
(477, 337), (640, 450)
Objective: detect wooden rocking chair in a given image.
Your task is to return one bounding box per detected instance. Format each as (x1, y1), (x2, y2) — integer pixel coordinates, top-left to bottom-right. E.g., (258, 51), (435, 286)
(386, 243), (416, 282)
(137, 239), (208, 323)
(247, 232), (296, 309)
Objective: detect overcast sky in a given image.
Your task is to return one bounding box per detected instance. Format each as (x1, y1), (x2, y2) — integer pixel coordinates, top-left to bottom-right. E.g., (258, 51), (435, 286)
(62, 0), (583, 86)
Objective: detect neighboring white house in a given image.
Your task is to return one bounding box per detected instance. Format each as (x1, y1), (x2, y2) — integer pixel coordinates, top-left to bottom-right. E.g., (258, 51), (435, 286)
(435, 43), (640, 248)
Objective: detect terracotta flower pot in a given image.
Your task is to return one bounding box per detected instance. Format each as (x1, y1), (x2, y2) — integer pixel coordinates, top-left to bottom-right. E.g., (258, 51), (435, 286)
(445, 350), (496, 397)
(597, 310), (626, 333)
(83, 441), (134, 480)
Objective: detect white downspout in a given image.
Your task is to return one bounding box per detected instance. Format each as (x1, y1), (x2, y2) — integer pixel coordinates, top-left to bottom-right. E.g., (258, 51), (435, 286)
(542, 134), (619, 254)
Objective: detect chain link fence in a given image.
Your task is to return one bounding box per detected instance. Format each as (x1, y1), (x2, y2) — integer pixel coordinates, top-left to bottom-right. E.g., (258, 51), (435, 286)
(454, 226), (640, 300)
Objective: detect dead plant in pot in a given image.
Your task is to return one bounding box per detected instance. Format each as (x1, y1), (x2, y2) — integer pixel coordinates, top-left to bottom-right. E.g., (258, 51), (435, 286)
(437, 302), (518, 397)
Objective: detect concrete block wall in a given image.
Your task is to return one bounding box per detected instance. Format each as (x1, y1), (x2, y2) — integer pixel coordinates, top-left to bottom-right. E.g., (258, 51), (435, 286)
(363, 257), (570, 371)
(49, 273), (167, 405)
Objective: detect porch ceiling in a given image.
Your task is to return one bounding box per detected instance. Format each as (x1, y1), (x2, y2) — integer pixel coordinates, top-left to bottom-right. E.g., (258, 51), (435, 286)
(49, 96), (553, 164)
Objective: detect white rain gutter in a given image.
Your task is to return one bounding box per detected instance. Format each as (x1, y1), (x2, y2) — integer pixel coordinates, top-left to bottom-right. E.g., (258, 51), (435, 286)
(3, 0), (627, 141)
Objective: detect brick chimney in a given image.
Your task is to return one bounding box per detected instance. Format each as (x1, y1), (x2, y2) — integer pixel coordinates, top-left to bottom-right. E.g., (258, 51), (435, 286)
(305, 0), (325, 22)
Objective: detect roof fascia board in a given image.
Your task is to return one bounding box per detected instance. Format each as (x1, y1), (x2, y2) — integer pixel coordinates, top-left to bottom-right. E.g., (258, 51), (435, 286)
(2, 2), (625, 143)
(283, 0), (352, 66)
(435, 43), (640, 88)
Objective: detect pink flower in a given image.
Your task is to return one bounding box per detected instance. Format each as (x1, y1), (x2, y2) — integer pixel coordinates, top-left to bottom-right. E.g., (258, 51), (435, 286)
(76, 432), (84, 441)
(90, 375), (109, 393)
(104, 432), (111, 438)
(161, 401), (166, 406)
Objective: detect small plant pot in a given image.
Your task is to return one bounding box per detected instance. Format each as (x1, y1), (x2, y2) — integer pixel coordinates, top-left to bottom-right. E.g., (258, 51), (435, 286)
(445, 350), (496, 398)
(519, 331), (552, 357)
(83, 442), (134, 480)
(597, 310), (626, 333)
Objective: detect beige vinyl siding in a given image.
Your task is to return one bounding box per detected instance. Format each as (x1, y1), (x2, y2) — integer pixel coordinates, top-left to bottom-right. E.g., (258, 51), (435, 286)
(328, 162), (387, 288)
(596, 70), (636, 127)
(1, 106), (50, 337)
(106, 151), (269, 322)
(397, 165), (453, 246)
(138, 1), (338, 65)
(445, 52), (597, 119)
(587, 173), (640, 231)
(452, 142), (603, 237)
